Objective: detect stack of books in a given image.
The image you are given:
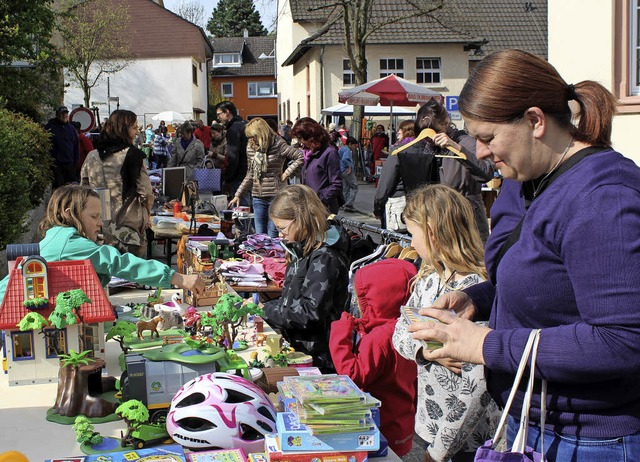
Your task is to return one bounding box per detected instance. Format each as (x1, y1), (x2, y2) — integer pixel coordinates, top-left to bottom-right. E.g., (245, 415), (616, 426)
(272, 375), (381, 457)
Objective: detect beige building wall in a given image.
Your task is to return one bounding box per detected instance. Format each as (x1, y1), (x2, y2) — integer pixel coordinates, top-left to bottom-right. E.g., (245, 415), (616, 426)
(549, 0), (639, 165)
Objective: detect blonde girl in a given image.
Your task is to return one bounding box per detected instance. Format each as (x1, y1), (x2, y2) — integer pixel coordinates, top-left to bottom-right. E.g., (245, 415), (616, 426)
(392, 184), (499, 462)
(229, 117), (303, 237)
(261, 185), (350, 372)
(0, 185), (204, 304)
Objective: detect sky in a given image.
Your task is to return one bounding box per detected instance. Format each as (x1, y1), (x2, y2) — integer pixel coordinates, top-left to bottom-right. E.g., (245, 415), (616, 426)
(163, 0), (277, 32)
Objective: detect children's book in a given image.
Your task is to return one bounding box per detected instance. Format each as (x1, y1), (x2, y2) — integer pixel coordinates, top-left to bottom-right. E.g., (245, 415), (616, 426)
(45, 444), (186, 462)
(187, 448), (247, 462)
(264, 434), (369, 462)
(306, 394), (381, 416)
(283, 375), (365, 404)
(399, 305), (444, 349)
(276, 412), (380, 452)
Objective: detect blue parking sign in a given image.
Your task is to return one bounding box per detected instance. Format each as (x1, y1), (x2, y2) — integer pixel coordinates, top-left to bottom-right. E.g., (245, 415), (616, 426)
(445, 96), (459, 112)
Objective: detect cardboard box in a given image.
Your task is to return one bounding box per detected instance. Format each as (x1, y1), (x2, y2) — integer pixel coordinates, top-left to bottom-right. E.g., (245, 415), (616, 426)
(276, 413), (380, 452)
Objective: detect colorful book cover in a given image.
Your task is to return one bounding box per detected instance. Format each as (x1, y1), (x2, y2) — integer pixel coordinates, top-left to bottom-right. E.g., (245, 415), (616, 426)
(305, 421), (376, 436)
(400, 305), (444, 349)
(187, 448), (247, 462)
(264, 434), (369, 462)
(276, 413), (380, 452)
(283, 375), (365, 404)
(45, 444), (186, 462)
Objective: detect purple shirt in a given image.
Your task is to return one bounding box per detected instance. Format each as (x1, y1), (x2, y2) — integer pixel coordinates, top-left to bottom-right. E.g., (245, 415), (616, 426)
(466, 149), (640, 438)
(301, 144), (343, 212)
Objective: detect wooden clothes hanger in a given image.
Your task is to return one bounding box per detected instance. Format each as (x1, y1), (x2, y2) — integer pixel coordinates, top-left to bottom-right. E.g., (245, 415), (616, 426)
(391, 128), (467, 159)
(383, 242), (402, 258)
(398, 246), (418, 261)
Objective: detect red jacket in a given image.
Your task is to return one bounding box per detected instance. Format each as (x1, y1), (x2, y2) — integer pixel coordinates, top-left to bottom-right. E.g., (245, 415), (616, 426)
(194, 125), (212, 150)
(330, 259), (417, 456)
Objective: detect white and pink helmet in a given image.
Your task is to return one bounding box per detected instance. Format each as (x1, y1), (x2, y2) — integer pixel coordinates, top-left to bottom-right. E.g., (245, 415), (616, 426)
(166, 372), (277, 452)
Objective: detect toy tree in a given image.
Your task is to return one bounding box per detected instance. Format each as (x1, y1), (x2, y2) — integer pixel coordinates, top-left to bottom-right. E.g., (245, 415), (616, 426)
(106, 321), (136, 354)
(73, 415), (103, 445)
(207, 294), (263, 347)
(116, 399), (150, 444)
(49, 289), (91, 351)
(18, 311), (65, 356)
(54, 348), (117, 418)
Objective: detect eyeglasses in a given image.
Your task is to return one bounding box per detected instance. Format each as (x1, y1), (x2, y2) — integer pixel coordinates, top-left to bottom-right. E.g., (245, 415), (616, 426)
(216, 111), (224, 117)
(275, 219), (295, 235)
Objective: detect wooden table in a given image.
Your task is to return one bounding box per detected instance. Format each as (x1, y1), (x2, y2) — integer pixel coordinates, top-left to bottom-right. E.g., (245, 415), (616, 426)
(230, 280), (283, 302)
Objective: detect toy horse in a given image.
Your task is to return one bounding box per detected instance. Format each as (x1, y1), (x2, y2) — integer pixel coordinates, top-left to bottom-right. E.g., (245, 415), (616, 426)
(137, 315), (163, 340)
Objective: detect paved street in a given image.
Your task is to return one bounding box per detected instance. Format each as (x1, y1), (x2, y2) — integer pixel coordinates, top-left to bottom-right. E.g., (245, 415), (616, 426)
(336, 179), (381, 226)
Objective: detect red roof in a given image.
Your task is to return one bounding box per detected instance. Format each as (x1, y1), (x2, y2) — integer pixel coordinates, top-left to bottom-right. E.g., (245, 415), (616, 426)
(0, 258), (115, 330)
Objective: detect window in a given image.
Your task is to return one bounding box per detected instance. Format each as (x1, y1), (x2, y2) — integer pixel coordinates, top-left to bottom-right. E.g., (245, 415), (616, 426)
(630, 0), (640, 95)
(214, 53), (241, 67)
(416, 57), (442, 84)
(12, 331), (34, 360)
(192, 64), (198, 86)
(248, 81), (277, 98)
(343, 59), (356, 85)
(380, 58), (404, 78)
(44, 328), (67, 358)
(614, 0), (640, 110)
(22, 256), (48, 300)
(221, 82), (233, 97)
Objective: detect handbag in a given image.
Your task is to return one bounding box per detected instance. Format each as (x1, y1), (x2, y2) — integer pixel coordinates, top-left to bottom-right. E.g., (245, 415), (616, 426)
(385, 195), (407, 232)
(474, 329), (547, 462)
(194, 159), (222, 193)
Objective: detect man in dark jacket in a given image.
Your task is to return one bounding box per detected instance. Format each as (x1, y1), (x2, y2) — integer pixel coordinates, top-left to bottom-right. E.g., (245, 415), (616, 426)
(215, 101), (248, 205)
(45, 106), (79, 188)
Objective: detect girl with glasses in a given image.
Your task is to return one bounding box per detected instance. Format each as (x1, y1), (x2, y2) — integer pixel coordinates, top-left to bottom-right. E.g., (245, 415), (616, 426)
(261, 185), (350, 372)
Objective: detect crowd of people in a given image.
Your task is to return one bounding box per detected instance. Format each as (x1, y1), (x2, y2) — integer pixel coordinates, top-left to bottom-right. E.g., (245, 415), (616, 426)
(31, 47), (640, 462)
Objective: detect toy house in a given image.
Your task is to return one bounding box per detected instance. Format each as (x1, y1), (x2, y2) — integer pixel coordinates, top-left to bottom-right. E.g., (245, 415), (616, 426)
(0, 256), (115, 386)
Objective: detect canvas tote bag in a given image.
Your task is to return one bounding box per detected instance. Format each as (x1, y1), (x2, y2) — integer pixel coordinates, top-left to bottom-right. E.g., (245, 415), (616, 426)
(475, 329), (547, 462)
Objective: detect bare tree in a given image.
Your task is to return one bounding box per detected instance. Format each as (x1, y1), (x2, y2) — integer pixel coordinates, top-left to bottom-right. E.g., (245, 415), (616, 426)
(59, 0), (133, 107)
(173, 0), (206, 28)
(300, 0), (444, 139)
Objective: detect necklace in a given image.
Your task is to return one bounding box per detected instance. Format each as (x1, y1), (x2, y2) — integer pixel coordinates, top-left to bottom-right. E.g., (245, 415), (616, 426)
(432, 269), (457, 304)
(533, 137), (573, 198)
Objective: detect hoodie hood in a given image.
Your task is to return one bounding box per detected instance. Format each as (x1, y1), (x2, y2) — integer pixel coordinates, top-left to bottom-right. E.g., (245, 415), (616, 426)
(280, 219), (350, 260)
(354, 258), (416, 332)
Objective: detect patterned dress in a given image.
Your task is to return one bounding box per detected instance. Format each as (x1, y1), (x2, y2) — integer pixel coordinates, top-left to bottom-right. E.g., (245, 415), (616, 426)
(392, 272), (500, 462)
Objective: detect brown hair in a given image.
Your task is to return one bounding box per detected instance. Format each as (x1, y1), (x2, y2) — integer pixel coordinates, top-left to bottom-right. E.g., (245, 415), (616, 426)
(398, 119), (416, 139)
(403, 184), (487, 284)
(291, 117), (330, 152)
(415, 99), (453, 136)
(39, 184), (100, 239)
(99, 109), (138, 145)
(459, 49), (617, 146)
(269, 184), (329, 259)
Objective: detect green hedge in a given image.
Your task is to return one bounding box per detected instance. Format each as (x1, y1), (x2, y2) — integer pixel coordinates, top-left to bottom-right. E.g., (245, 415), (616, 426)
(0, 108), (53, 249)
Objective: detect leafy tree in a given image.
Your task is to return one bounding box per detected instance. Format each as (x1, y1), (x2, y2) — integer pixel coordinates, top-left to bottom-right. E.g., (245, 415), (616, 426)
(49, 288), (91, 350)
(206, 294), (263, 347)
(117, 399), (150, 443)
(207, 0), (267, 37)
(304, 0), (444, 139)
(0, 109), (53, 249)
(59, 0), (133, 107)
(172, 0), (206, 28)
(106, 321), (136, 354)
(0, 0), (61, 118)
(73, 415), (103, 445)
(18, 312), (49, 332)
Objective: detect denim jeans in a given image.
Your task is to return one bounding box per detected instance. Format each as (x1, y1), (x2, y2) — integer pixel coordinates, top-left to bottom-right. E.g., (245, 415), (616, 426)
(252, 196), (277, 237)
(341, 169), (358, 207)
(507, 415), (640, 461)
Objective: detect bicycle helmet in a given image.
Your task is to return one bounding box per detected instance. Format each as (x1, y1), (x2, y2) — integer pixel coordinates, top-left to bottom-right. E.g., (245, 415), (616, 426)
(166, 372), (277, 452)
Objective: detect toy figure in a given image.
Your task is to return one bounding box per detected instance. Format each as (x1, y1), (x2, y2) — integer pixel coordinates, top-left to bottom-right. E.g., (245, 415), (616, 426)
(136, 315), (164, 340)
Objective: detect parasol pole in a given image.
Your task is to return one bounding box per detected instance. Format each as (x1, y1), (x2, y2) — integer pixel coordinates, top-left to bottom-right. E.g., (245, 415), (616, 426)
(388, 100), (394, 142)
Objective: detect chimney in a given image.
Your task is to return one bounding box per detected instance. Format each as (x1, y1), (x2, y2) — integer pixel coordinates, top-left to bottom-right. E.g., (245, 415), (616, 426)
(243, 29), (249, 39)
